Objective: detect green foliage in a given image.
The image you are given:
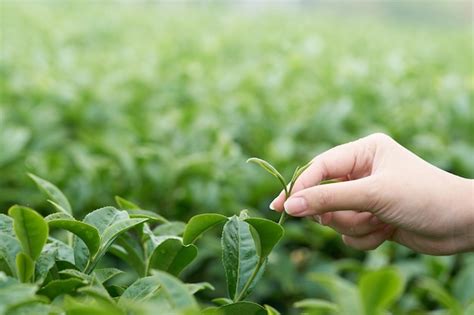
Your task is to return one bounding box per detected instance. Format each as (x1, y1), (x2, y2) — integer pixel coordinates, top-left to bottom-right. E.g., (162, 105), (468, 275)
(183, 214), (228, 245)
(0, 2), (473, 314)
(8, 206), (48, 261)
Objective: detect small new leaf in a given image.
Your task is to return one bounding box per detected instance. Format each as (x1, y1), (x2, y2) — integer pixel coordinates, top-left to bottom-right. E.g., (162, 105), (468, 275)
(8, 206), (48, 261)
(246, 158), (287, 192)
(28, 173), (72, 215)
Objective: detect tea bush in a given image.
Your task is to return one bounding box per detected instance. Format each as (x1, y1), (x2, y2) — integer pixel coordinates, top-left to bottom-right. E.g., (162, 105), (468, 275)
(1, 2), (473, 314)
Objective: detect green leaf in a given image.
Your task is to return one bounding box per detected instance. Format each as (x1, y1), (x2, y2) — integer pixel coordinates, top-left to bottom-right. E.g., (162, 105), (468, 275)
(151, 271), (199, 312)
(46, 214), (100, 257)
(115, 195), (141, 210)
(16, 252), (34, 283)
(5, 301), (51, 315)
(86, 218), (148, 273)
(74, 207), (128, 271)
(0, 214), (14, 237)
(359, 268), (404, 315)
(120, 272), (198, 312)
(28, 173), (72, 215)
(294, 299), (339, 313)
(212, 297), (233, 306)
(148, 238), (197, 276)
(93, 268), (124, 284)
(0, 275), (39, 314)
(0, 234), (21, 277)
(417, 277), (463, 315)
(309, 273), (362, 315)
(202, 301), (267, 315)
(245, 218), (284, 260)
(264, 304), (281, 315)
(37, 278), (87, 299)
(153, 221), (186, 236)
(246, 158), (287, 191)
(183, 213), (228, 245)
(59, 269), (92, 282)
(222, 216), (261, 301)
(452, 263), (474, 305)
(119, 276), (161, 304)
(99, 218), (148, 254)
(465, 302), (474, 315)
(35, 239), (75, 283)
(63, 295), (123, 315)
(186, 282), (215, 295)
(127, 209), (168, 223)
(82, 207), (129, 233)
(289, 161), (313, 193)
(8, 206), (48, 261)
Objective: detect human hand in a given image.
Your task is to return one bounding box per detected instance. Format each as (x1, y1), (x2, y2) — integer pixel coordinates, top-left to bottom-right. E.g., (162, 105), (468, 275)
(270, 133), (474, 255)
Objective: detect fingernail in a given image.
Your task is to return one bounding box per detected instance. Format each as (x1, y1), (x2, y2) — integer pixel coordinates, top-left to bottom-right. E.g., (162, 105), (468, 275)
(284, 197), (308, 215)
(370, 216), (382, 225)
(269, 200), (276, 211)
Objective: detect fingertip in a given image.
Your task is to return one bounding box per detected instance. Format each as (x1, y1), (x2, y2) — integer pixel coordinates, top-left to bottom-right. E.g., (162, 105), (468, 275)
(269, 191), (285, 211)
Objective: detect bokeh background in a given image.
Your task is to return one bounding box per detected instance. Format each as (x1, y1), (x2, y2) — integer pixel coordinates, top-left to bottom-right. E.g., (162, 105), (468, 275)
(1, 0), (473, 313)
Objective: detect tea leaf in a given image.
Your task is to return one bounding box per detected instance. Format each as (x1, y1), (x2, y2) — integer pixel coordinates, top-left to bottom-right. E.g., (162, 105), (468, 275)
(245, 218), (284, 261)
(28, 173), (72, 215)
(127, 209), (168, 224)
(0, 234), (21, 277)
(0, 214), (14, 237)
(16, 252), (34, 283)
(246, 158), (287, 192)
(153, 221), (186, 237)
(183, 213), (228, 245)
(59, 269), (92, 282)
(100, 218), (148, 254)
(222, 216), (260, 301)
(115, 195), (141, 210)
(119, 276), (161, 304)
(417, 277), (463, 315)
(148, 238), (197, 276)
(93, 268), (124, 284)
(359, 268), (404, 315)
(46, 214), (100, 257)
(8, 206), (48, 261)
(289, 161), (313, 193)
(294, 299), (339, 312)
(264, 304), (281, 315)
(309, 273), (362, 315)
(202, 301), (267, 315)
(152, 271), (199, 312)
(186, 282), (215, 295)
(76, 207), (130, 271)
(37, 278), (87, 299)
(212, 298), (233, 306)
(85, 218), (148, 273)
(119, 272), (198, 312)
(82, 207), (129, 233)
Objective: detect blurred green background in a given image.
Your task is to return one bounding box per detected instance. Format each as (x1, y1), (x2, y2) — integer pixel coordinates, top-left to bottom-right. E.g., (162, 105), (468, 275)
(1, 0), (473, 313)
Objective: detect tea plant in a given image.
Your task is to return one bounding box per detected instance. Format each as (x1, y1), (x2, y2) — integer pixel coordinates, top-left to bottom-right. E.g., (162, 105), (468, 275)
(0, 157), (308, 314)
(2, 158), (472, 314)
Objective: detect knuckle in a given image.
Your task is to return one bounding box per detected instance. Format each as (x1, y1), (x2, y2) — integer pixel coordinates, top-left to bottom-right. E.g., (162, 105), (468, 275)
(368, 132), (392, 143)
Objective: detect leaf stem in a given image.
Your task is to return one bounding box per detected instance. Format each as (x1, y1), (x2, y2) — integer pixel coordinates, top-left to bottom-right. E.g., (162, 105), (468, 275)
(234, 259), (263, 302)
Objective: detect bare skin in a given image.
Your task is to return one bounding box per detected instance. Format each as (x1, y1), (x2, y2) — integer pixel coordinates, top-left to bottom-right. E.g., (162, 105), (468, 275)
(270, 133), (474, 255)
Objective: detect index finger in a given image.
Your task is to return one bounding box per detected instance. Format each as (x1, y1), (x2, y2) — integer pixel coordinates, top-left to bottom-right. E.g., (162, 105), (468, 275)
(270, 137), (376, 211)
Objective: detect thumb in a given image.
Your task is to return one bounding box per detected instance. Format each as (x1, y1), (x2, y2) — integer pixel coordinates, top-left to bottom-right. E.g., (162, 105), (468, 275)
(283, 177), (379, 216)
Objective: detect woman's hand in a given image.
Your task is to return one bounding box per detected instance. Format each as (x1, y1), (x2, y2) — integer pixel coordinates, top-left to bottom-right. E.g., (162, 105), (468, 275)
(270, 133), (474, 255)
